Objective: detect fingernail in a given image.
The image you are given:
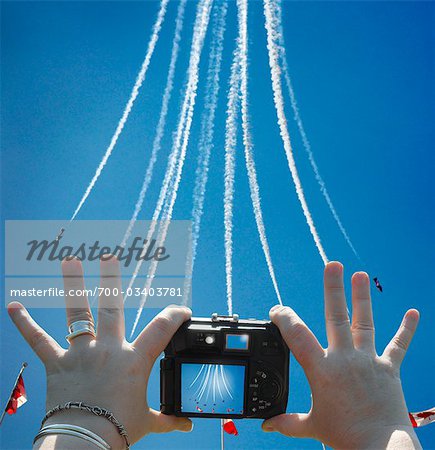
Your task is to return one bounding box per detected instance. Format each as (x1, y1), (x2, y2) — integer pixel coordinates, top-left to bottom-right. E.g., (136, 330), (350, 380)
(270, 305), (281, 313)
(7, 301), (21, 311)
(406, 309), (420, 321)
(354, 272), (368, 284)
(186, 421), (194, 432)
(262, 422), (274, 432)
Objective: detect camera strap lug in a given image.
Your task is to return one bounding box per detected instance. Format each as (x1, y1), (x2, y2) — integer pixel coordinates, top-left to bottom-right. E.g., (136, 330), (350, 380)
(211, 312), (239, 322)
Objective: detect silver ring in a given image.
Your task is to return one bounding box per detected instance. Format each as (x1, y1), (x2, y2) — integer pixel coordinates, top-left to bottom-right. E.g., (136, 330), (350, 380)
(66, 320), (96, 343)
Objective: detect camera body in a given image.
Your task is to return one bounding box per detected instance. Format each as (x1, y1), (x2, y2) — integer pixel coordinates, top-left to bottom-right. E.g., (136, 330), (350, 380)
(160, 313), (289, 419)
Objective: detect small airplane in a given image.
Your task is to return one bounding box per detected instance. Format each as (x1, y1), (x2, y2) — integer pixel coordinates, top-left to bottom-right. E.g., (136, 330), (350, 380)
(373, 277), (383, 293)
(416, 411), (435, 420)
(55, 228), (65, 242)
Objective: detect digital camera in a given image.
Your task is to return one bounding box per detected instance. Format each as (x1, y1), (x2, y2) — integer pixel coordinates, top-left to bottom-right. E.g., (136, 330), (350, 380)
(160, 313), (289, 419)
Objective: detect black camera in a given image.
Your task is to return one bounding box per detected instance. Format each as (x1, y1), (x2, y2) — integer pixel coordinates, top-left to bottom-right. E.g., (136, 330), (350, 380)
(160, 313), (289, 419)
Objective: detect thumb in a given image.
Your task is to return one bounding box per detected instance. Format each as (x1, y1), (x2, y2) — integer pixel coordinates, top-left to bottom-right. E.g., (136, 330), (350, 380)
(148, 409), (193, 434)
(262, 413), (312, 438)
(132, 305), (192, 362)
(7, 301), (64, 364)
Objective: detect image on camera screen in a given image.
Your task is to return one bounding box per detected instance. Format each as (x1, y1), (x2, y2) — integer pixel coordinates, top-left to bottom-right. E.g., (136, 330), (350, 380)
(226, 334), (249, 350)
(181, 363), (245, 415)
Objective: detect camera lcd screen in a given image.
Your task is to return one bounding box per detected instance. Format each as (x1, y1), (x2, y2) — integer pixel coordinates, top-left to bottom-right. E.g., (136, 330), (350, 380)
(226, 334), (249, 350)
(181, 363), (245, 415)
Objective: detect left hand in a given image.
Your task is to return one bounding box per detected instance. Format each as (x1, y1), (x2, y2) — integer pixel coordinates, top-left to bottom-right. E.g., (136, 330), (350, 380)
(262, 262), (421, 449)
(8, 256), (193, 449)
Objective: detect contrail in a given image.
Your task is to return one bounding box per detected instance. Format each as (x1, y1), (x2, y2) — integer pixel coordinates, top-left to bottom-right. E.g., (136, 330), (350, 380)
(263, 0), (328, 265)
(189, 364), (206, 388)
(220, 365), (233, 399)
(274, 0), (360, 260)
(70, 0), (169, 221)
(197, 365), (212, 401)
(216, 366), (224, 400)
(222, 31), (240, 433)
(213, 365), (217, 403)
(121, 0), (187, 248)
(182, 0), (228, 304)
(193, 365), (209, 398)
(237, 0), (283, 305)
(129, 0), (213, 338)
(125, 0), (212, 300)
(223, 45), (240, 317)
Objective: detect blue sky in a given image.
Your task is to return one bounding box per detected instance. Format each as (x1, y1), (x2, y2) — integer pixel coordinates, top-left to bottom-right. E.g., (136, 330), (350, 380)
(1, 1), (434, 449)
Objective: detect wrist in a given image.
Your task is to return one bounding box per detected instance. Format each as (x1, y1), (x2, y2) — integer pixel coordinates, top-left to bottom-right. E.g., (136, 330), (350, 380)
(349, 425), (422, 450)
(35, 410), (125, 450)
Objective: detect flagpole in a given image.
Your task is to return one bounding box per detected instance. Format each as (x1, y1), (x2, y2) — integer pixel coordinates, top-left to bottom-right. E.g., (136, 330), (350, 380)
(220, 418), (224, 450)
(0, 362), (28, 426)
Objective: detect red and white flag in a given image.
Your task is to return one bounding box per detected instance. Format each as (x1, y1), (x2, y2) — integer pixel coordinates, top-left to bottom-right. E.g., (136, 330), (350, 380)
(5, 375), (27, 415)
(409, 407), (435, 428)
(223, 419), (238, 436)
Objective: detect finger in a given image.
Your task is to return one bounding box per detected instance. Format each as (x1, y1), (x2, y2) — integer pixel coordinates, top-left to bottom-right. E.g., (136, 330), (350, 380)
(351, 272), (375, 352)
(382, 309), (419, 368)
(324, 261), (353, 350)
(62, 257), (95, 345)
(148, 409), (193, 433)
(262, 413), (312, 438)
(270, 305), (324, 371)
(132, 305), (192, 362)
(97, 255), (125, 341)
(7, 302), (64, 364)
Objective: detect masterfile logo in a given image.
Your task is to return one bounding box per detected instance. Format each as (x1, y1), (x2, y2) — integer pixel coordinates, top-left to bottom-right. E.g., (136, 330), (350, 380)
(5, 220), (192, 309)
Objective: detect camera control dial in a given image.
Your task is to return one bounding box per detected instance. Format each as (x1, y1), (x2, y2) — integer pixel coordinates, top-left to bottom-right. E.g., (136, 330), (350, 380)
(248, 368), (281, 414)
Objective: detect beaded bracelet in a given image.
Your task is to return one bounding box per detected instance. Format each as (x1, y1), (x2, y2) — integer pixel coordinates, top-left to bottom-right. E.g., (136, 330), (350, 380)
(40, 401), (130, 449)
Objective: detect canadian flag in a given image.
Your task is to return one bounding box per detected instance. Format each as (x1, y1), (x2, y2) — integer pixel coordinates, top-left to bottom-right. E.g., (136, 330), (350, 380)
(6, 375), (27, 415)
(223, 419), (238, 436)
(409, 407), (435, 428)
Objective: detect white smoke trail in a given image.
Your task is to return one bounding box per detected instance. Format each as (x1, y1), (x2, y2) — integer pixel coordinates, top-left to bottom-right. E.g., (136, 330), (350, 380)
(216, 367), (224, 400)
(129, 0), (213, 338)
(237, 0), (283, 305)
(263, 0), (328, 265)
(71, 0), (169, 221)
(213, 365), (217, 403)
(221, 15), (240, 433)
(274, 0), (360, 260)
(196, 365), (212, 400)
(182, 0), (228, 304)
(189, 364), (206, 388)
(120, 0), (187, 248)
(125, 0), (211, 300)
(219, 365), (233, 399)
(223, 40), (241, 317)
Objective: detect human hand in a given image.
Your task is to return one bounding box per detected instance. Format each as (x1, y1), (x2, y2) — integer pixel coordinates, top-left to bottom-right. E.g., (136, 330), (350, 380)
(262, 262), (421, 450)
(8, 256), (193, 449)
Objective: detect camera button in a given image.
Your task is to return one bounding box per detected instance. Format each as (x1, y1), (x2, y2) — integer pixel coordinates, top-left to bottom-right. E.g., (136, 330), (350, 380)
(256, 370), (268, 379)
(205, 335), (215, 344)
(261, 340), (280, 354)
(259, 380), (280, 401)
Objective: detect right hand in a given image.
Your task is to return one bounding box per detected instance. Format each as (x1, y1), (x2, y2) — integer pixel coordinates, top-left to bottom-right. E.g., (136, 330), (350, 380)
(262, 261), (421, 449)
(8, 256), (193, 449)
